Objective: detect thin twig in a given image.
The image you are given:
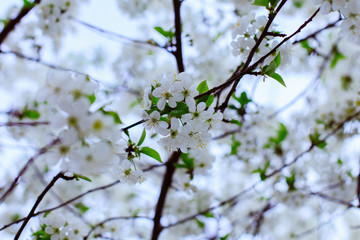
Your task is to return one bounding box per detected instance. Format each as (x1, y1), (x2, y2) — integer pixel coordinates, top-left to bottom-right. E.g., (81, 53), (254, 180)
(14, 172), (76, 240)
(0, 121), (49, 127)
(0, 138), (60, 204)
(0, 180), (120, 231)
(0, 0), (41, 47)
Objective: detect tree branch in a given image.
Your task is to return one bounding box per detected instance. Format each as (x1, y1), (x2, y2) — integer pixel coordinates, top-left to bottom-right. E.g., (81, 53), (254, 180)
(0, 180), (120, 231)
(0, 138), (60, 204)
(151, 150), (181, 240)
(0, 0), (41, 47)
(14, 172), (76, 240)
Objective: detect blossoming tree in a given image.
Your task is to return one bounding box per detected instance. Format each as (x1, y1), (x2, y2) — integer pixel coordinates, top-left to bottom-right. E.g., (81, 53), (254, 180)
(0, 0), (360, 239)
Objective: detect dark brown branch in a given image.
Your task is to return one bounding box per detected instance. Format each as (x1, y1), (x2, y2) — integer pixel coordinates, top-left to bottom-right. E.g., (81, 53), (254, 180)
(293, 15), (342, 44)
(0, 121), (49, 127)
(249, 7), (320, 73)
(196, 6), (320, 110)
(151, 1), (184, 238)
(121, 119), (147, 132)
(0, 138), (60, 204)
(172, 0), (184, 73)
(266, 110), (360, 178)
(310, 192), (355, 208)
(14, 172), (76, 240)
(163, 181), (258, 230)
(151, 150), (181, 240)
(0, 180), (120, 231)
(268, 45), (331, 118)
(0, 0), (41, 47)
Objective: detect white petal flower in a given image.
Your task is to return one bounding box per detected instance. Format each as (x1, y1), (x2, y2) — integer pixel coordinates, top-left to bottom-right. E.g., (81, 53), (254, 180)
(143, 111), (169, 136)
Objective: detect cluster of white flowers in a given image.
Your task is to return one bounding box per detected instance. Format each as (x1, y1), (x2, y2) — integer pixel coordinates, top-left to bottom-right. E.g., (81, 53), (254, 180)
(313, 0), (360, 44)
(142, 72), (223, 152)
(35, 0), (88, 48)
(32, 212), (88, 240)
(231, 13), (277, 64)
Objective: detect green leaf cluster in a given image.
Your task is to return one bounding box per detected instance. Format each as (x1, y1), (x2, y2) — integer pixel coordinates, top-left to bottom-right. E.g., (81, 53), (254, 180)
(140, 147), (162, 163)
(74, 202), (90, 214)
(252, 0), (280, 10)
(196, 80), (214, 108)
(154, 26), (175, 43)
(309, 131), (327, 149)
(261, 52), (286, 87)
(285, 171), (296, 192)
(32, 224), (51, 240)
(330, 45), (346, 69)
(230, 134), (241, 155)
(100, 108), (122, 124)
(175, 153), (195, 178)
(252, 161), (270, 181)
(264, 123), (288, 156)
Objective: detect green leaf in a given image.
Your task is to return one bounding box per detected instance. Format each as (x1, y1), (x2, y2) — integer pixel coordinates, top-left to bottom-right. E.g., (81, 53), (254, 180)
(205, 95), (214, 108)
(23, 0), (35, 8)
(137, 128), (146, 146)
(267, 72), (286, 87)
(293, 1), (303, 8)
(11, 213), (21, 221)
(203, 212), (215, 218)
(101, 109), (122, 124)
(220, 234), (230, 240)
(231, 134), (241, 155)
(337, 158), (343, 166)
(252, 161), (270, 181)
(330, 51), (346, 69)
(285, 172), (296, 192)
(263, 61), (277, 75)
(75, 175), (92, 182)
(32, 224), (51, 240)
(197, 80), (209, 94)
(74, 202), (90, 214)
(309, 131), (327, 149)
(87, 94), (96, 104)
(273, 52), (281, 68)
(168, 102), (189, 117)
(196, 218), (205, 228)
(341, 75), (352, 90)
(233, 92), (252, 107)
(270, 123), (288, 144)
(300, 40), (314, 55)
(24, 109), (40, 119)
(154, 26), (174, 39)
(140, 147), (162, 162)
(252, 0), (270, 7)
(230, 119), (242, 127)
(181, 153), (195, 169)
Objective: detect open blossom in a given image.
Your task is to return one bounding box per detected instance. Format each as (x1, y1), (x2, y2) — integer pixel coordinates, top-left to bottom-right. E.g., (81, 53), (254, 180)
(159, 118), (187, 152)
(172, 72), (199, 112)
(114, 160), (146, 185)
(143, 110), (169, 135)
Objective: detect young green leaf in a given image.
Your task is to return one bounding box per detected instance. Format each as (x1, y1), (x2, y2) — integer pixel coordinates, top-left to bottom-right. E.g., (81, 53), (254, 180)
(137, 128), (146, 146)
(74, 202), (90, 214)
(197, 80), (209, 94)
(140, 147), (162, 162)
(252, 0), (270, 7)
(267, 72), (286, 87)
(75, 175), (92, 182)
(23, 109), (40, 119)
